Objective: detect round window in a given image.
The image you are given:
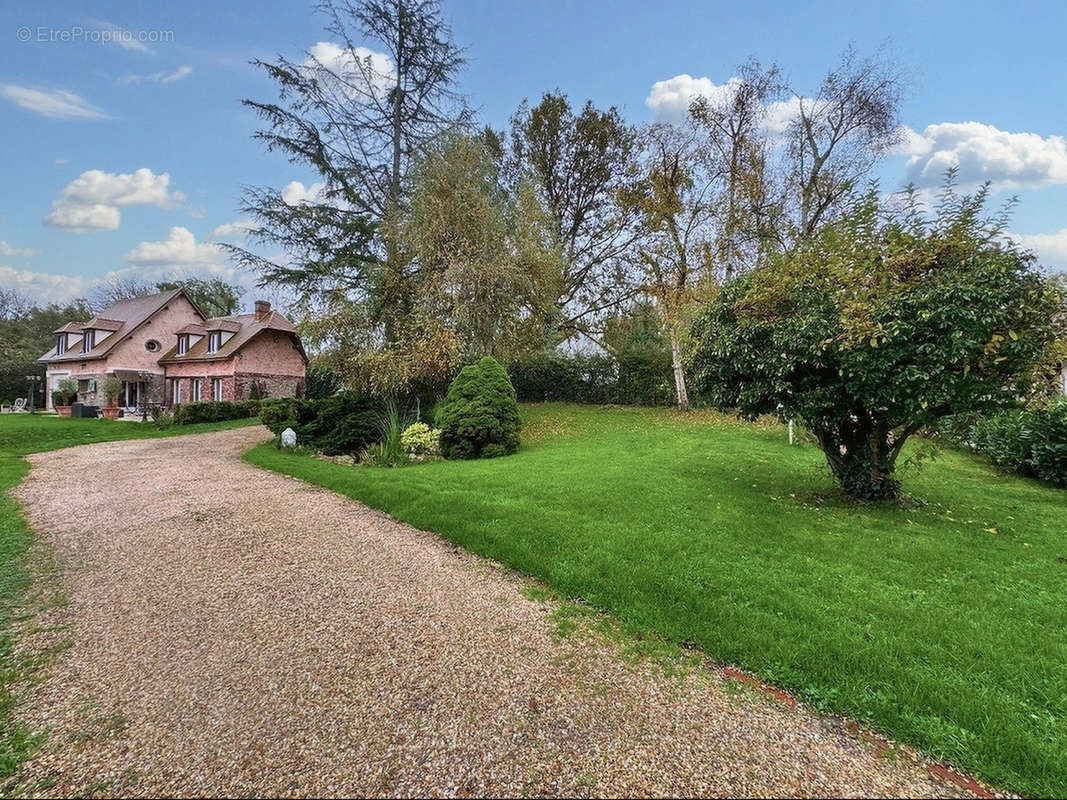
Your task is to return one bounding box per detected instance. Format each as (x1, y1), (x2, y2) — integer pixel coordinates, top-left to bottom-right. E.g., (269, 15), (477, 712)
(145, 339), (161, 352)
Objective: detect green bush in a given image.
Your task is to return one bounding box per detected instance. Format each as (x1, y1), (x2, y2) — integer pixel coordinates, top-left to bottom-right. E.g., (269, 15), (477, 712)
(400, 422), (440, 458)
(51, 378), (77, 407)
(173, 401), (252, 425)
(261, 393), (381, 456)
(508, 350), (672, 406)
(305, 363), (340, 399)
(436, 356), (520, 459)
(967, 401), (1067, 486)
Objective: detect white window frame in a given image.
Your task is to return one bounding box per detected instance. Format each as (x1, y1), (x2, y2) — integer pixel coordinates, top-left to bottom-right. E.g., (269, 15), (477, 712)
(212, 378), (223, 402)
(192, 378), (201, 402)
(171, 380), (181, 406)
(83, 329), (94, 352)
(56, 335), (66, 355)
(207, 331), (221, 353)
(177, 335), (188, 356)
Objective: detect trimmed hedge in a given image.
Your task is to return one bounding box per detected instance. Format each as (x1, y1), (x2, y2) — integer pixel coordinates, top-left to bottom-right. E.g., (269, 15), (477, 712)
(508, 350), (673, 407)
(173, 401), (252, 425)
(965, 401), (1067, 486)
(436, 357), (520, 459)
(260, 393), (381, 456)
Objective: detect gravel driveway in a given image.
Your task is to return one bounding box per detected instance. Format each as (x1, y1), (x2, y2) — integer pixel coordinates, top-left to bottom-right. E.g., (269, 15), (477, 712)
(10, 426), (977, 797)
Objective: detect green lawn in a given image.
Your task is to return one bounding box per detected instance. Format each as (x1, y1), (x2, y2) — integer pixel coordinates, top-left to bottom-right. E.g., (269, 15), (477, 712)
(0, 413), (259, 782)
(247, 403), (1067, 797)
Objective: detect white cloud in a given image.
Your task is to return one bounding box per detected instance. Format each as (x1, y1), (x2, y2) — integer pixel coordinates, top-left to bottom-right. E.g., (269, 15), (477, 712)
(898, 122), (1067, 190)
(45, 168), (185, 232)
(116, 65), (193, 86)
(44, 204), (121, 232)
(0, 241), (39, 258)
(125, 226), (224, 267)
(0, 84), (107, 120)
(0, 266), (88, 304)
(281, 180), (326, 205)
(645, 74), (739, 121)
(304, 41), (395, 98)
(1014, 228), (1067, 271)
(645, 73), (808, 139)
(211, 219), (254, 240)
(88, 20), (155, 54)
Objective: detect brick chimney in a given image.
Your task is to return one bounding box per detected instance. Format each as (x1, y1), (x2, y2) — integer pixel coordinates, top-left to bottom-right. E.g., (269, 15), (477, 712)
(253, 300), (271, 321)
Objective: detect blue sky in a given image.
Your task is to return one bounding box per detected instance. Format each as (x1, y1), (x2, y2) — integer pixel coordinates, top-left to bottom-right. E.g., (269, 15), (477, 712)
(1, 0), (1065, 305)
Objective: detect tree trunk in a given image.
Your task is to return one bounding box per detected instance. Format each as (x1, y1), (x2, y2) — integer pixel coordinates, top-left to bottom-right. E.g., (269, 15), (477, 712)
(668, 327), (689, 411)
(814, 425), (900, 501)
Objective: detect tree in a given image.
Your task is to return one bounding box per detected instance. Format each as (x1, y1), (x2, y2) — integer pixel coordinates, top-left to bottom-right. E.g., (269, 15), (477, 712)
(623, 121), (718, 409)
(687, 179), (1064, 500)
(689, 58), (784, 277)
(155, 278), (243, 318)
(507, 92), (640, 342)
(0, 298), (93, 403)
(88, 276), (243, 318)
(783, 46), (905, 240)
(230, 0), (468, 342)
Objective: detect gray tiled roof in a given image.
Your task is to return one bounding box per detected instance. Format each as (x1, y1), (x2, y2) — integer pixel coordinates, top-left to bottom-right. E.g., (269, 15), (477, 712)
(39, 288), (185, 363)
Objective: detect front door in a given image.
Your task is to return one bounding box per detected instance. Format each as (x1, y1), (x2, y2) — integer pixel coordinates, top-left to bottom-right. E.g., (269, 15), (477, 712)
(123, 380), (139, 408)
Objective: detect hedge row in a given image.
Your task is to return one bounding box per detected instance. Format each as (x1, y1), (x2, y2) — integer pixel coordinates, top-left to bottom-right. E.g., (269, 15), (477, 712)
(171, 401), (254, 425)
(962, 401), (1067, 486)
(507, 350), (674, 407)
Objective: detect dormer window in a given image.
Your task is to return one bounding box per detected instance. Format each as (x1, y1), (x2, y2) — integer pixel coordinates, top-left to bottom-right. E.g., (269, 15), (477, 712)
(83, 329), (95, 352)
(207, 331), (221, 353)
(177, 334), (188, 356)
(56, 335), (66, 355)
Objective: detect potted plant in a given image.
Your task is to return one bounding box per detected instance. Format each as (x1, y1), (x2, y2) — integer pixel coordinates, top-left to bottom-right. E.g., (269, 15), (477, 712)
(52, 378), (77, 417)
(101, 376), (123, 419)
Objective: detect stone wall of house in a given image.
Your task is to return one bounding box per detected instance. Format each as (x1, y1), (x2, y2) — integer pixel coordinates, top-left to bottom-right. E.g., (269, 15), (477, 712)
(234, 333), (306, 377)
(235, 372), (304, 400)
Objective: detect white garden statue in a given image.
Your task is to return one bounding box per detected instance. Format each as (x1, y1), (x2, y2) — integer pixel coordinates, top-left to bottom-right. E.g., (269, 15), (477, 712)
(281, 427), (297, 448)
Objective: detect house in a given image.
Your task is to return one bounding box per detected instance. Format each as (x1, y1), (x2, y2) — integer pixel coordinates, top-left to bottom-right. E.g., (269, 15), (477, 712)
(38, 289), (306, 412)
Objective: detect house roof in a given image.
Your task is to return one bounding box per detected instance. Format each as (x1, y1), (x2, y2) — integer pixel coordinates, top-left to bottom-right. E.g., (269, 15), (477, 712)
(82, 317), (124, 331)
(52, 321), (86, 334)
(203, 317), (241, 333)
(175, 323), (208, 336)
(159, 310), (306, 364)
(39, 288), (191, 363)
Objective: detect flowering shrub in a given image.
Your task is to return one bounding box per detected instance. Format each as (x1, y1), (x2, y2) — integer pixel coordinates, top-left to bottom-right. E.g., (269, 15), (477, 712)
(401, 421), (441, 458)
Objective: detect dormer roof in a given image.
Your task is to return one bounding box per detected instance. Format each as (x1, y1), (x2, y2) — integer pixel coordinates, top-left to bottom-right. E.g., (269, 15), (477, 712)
(81, 317), (124, 331)
(53, 321), (86, 334)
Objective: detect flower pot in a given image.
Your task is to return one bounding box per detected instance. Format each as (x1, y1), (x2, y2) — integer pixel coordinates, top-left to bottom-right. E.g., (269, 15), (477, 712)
(102, 407), (120, 420)
(56, 405), (72, 417)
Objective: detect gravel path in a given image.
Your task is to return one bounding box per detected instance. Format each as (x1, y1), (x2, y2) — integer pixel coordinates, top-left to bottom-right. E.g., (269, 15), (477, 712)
(11, 426), (976, 798)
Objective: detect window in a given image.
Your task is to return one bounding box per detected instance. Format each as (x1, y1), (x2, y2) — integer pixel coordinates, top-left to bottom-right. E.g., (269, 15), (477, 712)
(56, 335), (66, 355)
(83, 329), (94, 352)
(177, 335), (188, 356)
(192, 378), (202, 401)
(172, 380), (181, 406)
(207, 331), (221, 353)
(211, 378), (223, 402)
(146, 339), (160, 353)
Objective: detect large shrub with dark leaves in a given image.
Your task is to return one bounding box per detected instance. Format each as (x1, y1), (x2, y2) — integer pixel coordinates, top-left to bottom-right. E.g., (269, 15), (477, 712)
(436, 356), (520, 459)
(260, 393), (381, 455)
(687, 184), (1064, 500)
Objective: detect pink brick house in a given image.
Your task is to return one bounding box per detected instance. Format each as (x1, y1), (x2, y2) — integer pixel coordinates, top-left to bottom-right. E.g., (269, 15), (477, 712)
(39, 289), (306, 412)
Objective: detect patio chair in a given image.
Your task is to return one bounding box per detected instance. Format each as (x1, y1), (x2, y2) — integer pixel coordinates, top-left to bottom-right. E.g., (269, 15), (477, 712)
(12, 398), (27, 413)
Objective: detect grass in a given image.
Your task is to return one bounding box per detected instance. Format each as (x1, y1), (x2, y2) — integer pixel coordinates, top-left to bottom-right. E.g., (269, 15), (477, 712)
(246, 403), (1067, 797)
(0, 413), (259, 784)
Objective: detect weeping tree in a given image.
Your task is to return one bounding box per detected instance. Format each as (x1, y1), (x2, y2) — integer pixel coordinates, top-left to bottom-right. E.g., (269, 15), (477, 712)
(687, 177), (1064, 500)
(227, 0), (468, 345)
